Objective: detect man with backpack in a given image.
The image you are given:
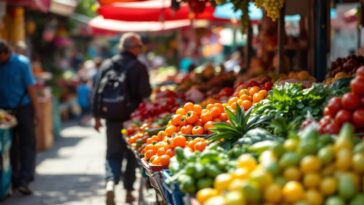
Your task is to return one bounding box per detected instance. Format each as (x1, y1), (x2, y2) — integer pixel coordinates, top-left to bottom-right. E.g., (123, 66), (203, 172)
(92, 33), (151, 205)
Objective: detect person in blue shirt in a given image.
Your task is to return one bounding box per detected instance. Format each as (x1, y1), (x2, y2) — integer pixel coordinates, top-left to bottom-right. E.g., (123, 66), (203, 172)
(77, 79), (91, 125)
(0, 39), (38, 195)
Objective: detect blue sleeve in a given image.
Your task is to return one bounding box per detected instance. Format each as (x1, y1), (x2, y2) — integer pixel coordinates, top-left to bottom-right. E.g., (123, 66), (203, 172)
(19, 56), (35, 87)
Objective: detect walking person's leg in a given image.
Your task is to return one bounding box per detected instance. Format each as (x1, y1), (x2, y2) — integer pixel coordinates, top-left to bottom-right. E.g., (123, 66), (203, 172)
(105, 121), (125, 205)
(16, 104), (36, 195)
(10, 128), (20, 189)
(123, 146), (137, 203)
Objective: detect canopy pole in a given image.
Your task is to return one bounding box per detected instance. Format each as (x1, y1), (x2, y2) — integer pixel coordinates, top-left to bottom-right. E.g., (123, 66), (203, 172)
(359, 0), (364, 48)
(243, 20), (252, 73)
(313, 0), (328, 81)
(278, 2), (286, 74)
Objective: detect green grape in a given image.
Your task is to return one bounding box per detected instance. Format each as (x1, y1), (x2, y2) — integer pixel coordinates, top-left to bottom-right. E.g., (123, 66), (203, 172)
(263, 0), (284, 21)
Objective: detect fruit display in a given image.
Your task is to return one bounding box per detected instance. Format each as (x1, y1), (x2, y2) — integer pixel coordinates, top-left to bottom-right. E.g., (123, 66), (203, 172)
(328, 55), (364, 78)
(320, 67), (364, 134)
(121, 53), (364, 205)
(0, 110), (17, 128)
(130, 89), (183, 122)
(197, 124), (364, 205)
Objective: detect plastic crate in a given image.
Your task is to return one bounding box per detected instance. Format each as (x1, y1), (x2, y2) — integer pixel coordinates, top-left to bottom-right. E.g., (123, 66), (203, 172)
(0, 128), (12, 199)
(161, 170), (184, 205)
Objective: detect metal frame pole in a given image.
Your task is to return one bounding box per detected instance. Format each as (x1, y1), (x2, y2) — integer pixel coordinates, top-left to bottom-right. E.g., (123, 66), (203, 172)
(314, 0), (328, 81)
(278, 2), (286, 73)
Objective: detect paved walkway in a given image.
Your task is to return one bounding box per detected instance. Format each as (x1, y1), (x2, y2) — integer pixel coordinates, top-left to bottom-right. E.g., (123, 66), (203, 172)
(1, 122), (153, 205)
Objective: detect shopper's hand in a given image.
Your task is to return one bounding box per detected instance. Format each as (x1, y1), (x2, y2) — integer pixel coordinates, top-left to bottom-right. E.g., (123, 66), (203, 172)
(94, 118), (102, 132)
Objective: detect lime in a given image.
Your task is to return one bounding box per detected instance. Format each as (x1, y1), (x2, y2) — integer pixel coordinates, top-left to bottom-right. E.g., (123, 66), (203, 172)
(194, 163), (205, 178)
(353, 153), (364, 173)
(242, 181), (261, 204)
(185, 163), (196, 175)
(318, 145), (334, 165)
(197, 177), (214, 190)
(205, 164), (222, 178)
(325, 196), (345, 205)
(279, 152), (302, 169)
(350, 194), (364, 205)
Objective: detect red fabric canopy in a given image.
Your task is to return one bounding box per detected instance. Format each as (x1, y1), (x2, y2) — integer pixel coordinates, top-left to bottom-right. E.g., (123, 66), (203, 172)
(89, 15), (191, 35)
(98, 0), (224, 22)
(6, 0), (50, 12)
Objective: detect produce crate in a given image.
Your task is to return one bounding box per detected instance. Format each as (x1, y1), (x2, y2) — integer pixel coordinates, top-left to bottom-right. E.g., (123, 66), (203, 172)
(140, 159), (167, 201)
(0, 128), (12, 200)
(161, 170), (184, 205)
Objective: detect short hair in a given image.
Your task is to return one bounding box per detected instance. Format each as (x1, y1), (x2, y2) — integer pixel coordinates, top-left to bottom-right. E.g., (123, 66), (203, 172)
(0, 39), (11, 54)
(118, 32), (142, 51)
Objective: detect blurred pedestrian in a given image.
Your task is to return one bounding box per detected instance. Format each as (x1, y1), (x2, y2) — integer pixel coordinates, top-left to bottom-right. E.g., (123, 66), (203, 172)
(77, 79), (91, 126)
(92, 33), (151, 205)
(0, 39), (38, 195)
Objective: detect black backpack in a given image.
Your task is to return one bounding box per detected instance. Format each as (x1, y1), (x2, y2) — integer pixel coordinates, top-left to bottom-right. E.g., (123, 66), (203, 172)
(92, 56), (137, 121)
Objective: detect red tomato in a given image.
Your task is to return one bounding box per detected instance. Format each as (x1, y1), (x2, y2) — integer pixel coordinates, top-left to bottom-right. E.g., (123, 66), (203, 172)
(342, 93), (360, 111)
(327, 97), (342, 114)
(356, 66), (364, 77)
(323, 107), (335, 117)
(319, 116), (333, 128)
(335, 110), (352, 126)
(324, 122), (340, 134)
(350, 76), (364, 97)
(353, 109), (364, 128)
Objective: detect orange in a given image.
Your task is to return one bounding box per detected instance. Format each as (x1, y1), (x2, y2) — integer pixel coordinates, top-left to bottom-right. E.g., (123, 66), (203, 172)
(181, 124), (193, 134)
(165, 149), (175, 157)
(172, 135), (186, 147)
(151, 156), (162, 165)
(183, 102), (195, 112)
(176, 108), (186, 115)
(248, 86), (260, 96)
(194, 141), (207, 151)
(192, 126), (204, 135)
(193, 104), (202, 115)
(258, 89), (268, 98)
(157, 147), (166, 156)
(144, 150), (155, 160)
(204, 121), (215, 132)
(238, 89), (249, 96)
(160, 155), (170, 166)
(239, 94), (252, 101)
(253, 92), (264, 103)
(241, 100), (252, 110)
(210, 107), (221, 118)
(228, 97), (239, 106)
(165, 125), (178, 136)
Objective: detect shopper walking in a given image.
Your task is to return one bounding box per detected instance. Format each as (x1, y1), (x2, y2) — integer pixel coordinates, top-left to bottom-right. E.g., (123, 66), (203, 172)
(0, 39), (38, 195)
(77, 79), (92, 126)
(92, 33), (151, 205)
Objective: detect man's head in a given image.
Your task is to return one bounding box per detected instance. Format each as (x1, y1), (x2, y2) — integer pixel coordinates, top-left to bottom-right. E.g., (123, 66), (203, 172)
(118, 32), (144, 56)
(0, 39), (11, 63)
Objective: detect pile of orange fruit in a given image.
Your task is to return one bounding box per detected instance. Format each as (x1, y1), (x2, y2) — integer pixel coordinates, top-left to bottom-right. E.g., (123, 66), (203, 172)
(227, 86), (268, 111)
(143, 133), (208, 166)
(164, 102), (227, 136)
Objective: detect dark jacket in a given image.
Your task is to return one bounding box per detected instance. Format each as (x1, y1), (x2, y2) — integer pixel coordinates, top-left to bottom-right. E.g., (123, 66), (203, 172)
(94, 51), (152, 120)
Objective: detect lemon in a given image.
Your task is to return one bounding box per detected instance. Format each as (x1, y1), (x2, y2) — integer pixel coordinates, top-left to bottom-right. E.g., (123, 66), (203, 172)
(305, 189), (323, 205)
(284, 138), (299, 151)
(204, 195), (226, 205)
(303, 173), (321, 189)
(320, 177), (337, 196)
(300, 156), (321, 174)
(224, 190), (245, 205)
(228, 179), (245, 191)
(214, 173), (233, 192)
(232, 168), (250, 180)
(283, 167), (301, 181)
(335, 148), (352, 171)
(237, 154), (257, 171)
(353, 153), (364, 173)
(264, 183), (282, 203)
(282, 181), (305, 203)
(250, 168), (273, 189)
(196, 188), (218, 203)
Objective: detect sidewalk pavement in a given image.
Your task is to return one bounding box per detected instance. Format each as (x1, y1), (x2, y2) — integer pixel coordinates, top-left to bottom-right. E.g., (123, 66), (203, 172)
(1, 122), (154, 205)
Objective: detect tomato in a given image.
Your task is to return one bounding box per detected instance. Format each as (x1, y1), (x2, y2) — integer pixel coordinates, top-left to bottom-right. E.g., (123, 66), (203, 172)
(186, 111), (199, 124)
(356, 66), (364, 77)
(192, 126), (204, 135)
(183, 102), (195, 112)
(320, 116), (333, 127)
(350, 76), (364, 97)
(353, 109), (364, 128)
(172, 135), (186, 147)
(324, 122), (340, 134)
(327, 97), (342, 113)
(194, 141), (207, 152)
(171, 114), (183, 126)
(335, 110), (352, 126)
(204, 121), (215, 132)
(342, 93), (360, 111)
(181, 125), (193, 134)
(323, 107), (335, 117)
